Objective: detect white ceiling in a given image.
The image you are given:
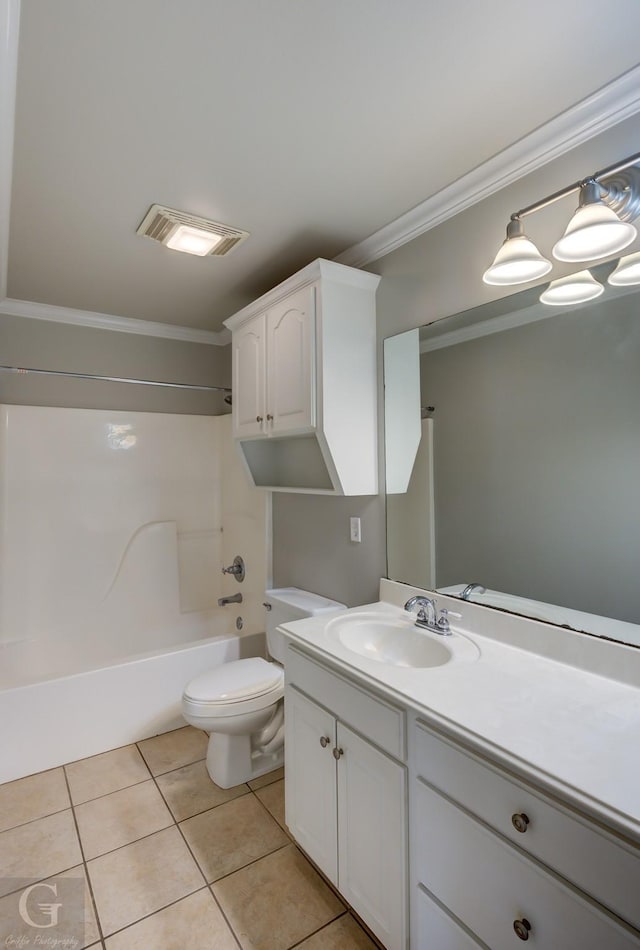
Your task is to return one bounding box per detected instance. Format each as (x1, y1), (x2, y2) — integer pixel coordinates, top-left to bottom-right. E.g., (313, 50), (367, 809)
(4, 0), (640, 335)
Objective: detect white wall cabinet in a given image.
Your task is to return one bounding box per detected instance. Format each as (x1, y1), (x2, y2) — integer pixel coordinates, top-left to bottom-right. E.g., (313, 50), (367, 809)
(284, 651), (407, 950)
(224, 259), (380, 494)
(232, 286), (315, 439)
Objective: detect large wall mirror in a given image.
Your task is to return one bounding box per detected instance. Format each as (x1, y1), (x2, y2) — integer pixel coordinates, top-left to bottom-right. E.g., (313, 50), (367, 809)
(384, 261), (640, 648)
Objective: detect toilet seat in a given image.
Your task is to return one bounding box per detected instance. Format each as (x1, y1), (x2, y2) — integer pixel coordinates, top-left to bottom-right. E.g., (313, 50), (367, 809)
(183, 657), (284, 720)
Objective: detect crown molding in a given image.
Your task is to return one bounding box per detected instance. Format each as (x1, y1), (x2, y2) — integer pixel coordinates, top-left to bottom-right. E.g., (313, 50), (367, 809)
(0, 0), (20, 299)
(0, 298), (231, 345)
(336, 64), (640, 269)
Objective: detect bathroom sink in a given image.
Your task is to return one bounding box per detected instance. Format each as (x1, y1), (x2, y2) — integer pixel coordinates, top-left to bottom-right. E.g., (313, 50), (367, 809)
(325, 612), (454, 668)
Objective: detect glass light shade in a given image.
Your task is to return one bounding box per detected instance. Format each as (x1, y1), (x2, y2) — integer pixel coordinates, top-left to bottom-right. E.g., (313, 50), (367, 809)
(165, 225), (222, 256)
(483, 234), (552, 286)
(552, 202), (637, 263)
(607, 251), (640, 286)
(540, 270), (604, 306)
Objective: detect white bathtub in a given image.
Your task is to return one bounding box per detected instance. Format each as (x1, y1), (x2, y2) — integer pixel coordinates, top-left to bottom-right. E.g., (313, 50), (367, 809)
(0, 628), (265, 784)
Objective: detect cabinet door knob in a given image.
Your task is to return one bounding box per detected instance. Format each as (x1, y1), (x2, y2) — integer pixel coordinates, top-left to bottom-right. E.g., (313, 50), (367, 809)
(511, 813), (530, 834)
(266, 413), (274, 421)
(332, 747), (344, 760)
(256, 415), (263, 423)
(319, 736), (330, 748)
(513, 918), (531, 941)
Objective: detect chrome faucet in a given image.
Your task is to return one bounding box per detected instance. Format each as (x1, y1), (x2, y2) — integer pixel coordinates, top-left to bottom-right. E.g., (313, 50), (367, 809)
(460, 583), (486, 601)
(403, 595), (453, 636)
(218, 593), (243, 606)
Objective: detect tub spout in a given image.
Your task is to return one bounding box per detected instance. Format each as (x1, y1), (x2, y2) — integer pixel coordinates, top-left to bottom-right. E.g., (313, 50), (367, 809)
(218, 593), (243, 606)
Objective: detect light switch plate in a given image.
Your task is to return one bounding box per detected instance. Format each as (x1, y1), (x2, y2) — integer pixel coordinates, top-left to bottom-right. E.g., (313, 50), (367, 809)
(350, 516), (361, 543)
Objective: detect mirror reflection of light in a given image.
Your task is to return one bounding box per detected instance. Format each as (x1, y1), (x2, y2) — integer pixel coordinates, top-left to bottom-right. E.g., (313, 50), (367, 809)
(107, 423), (137, 450)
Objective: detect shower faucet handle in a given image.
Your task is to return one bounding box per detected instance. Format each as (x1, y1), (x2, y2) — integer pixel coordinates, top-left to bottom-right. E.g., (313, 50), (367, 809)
(221, 555), (245, 583)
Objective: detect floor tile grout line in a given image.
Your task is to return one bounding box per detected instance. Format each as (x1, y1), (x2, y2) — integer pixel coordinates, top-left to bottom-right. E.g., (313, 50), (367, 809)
(147, 770), (209, 888)
(135, 746), (207, 778)
(98, 883), (214, 943)
(62, 767), (107, 949)
(154, 770), (244, 950)
(64, 742), (155, 807)
(0, 802), (72, 835)
(68, 776), (151, 809)
(82, 819), (182, 865)
(0, 858), (93, 901)
(209, 837), (293, 886)
(286, 909), (350, 948)
(162, 787), (252, 825)
(252, 781), (293, 838)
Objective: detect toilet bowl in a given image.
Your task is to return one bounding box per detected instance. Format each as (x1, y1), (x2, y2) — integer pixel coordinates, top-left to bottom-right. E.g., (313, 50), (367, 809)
(182, 587), (345, 788)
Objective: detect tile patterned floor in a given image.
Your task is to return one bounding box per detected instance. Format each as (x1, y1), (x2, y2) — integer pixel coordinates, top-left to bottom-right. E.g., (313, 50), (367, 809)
(0, 726), (381, 949)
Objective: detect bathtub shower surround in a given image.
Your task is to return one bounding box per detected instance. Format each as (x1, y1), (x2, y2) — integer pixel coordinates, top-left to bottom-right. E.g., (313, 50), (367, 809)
(0, 406), (269, 782)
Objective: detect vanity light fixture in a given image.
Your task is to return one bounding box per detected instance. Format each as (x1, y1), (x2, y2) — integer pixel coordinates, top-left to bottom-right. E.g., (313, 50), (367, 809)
(136, 204), (250, 257)
(607, 250), (640, 286)
(484, 150), (640, 286)
(539, 270), (604, 306)
(482, 218), (552, 286)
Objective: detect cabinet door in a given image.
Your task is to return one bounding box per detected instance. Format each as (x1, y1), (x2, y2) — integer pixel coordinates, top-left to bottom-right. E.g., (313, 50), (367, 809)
(337, 723), (407, 950)
(266, 285), (315, 434)
(284, 687), (338, 884)
(232, 313), (266, 437)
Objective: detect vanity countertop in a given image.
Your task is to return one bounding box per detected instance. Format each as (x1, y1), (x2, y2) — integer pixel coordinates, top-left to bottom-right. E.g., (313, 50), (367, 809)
(279, 584), (640, 844)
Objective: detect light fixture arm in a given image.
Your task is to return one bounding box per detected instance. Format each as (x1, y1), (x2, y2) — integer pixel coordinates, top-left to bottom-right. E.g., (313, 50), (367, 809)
(511, 149), (640, 222)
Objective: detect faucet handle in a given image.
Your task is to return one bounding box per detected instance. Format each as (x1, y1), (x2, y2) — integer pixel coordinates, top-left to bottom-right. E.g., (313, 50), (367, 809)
(435, 607), (460, 635)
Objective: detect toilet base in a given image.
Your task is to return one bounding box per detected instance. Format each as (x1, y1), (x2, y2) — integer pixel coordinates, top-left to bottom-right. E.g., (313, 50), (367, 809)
(206, 731), (284, 789)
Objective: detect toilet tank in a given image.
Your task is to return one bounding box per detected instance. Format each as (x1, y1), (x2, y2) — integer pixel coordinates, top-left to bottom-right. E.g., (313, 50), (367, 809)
(264, 587), (345, 663)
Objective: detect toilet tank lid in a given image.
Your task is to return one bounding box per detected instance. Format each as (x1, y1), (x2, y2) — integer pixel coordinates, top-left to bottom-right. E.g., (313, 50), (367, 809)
(265, 587), (345, 615)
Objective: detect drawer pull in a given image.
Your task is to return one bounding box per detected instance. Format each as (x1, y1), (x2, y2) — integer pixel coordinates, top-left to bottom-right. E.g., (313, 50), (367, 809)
(513, 918), (532, 941)
(256, 416), (263, 423)
(266, 413), (274, 421)
(319, 736), (330, 748)
(332, 747), (344, 760)
(511, 812), (530, 834)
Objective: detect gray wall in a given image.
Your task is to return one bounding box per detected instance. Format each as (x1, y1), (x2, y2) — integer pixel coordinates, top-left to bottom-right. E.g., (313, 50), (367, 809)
(421, 295), (640, 623)
(0, 313), (231, 415)
(272, 111), (640, 605)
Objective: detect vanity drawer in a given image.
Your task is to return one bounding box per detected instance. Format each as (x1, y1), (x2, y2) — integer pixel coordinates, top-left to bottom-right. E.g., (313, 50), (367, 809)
(415, 779), (640, 950)
(414, 884), (485, 949)
(285, 645), (405, 760)
(414, 721), (640, 929)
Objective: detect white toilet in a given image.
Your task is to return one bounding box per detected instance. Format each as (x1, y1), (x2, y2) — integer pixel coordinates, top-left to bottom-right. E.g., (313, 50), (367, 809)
(182, 587), (345, 788)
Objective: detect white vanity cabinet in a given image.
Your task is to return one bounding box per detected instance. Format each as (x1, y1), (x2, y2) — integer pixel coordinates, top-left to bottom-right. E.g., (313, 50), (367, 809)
(284, 645), (407, 950)
(224, 258), (380, 495)
(410, 720), (640, 949)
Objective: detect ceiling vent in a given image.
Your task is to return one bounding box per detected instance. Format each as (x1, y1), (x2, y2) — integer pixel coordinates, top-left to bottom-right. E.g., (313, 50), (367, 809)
(136, 204), (250, 257)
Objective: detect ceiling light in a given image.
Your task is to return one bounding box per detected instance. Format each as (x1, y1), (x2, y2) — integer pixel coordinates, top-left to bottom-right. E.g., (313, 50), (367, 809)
(165, 225), (223, 256)
(136, 205), (250, 257)
(483, 150), (640, 287)
(607, 251), (640, 286)
(539, 270), (604, 306)
(482, 218), (551, 286)
(552, 181), (637, 262)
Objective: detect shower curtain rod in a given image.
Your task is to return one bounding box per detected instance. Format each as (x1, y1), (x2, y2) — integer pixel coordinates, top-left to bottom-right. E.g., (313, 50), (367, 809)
(0, 364), (231, 394)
